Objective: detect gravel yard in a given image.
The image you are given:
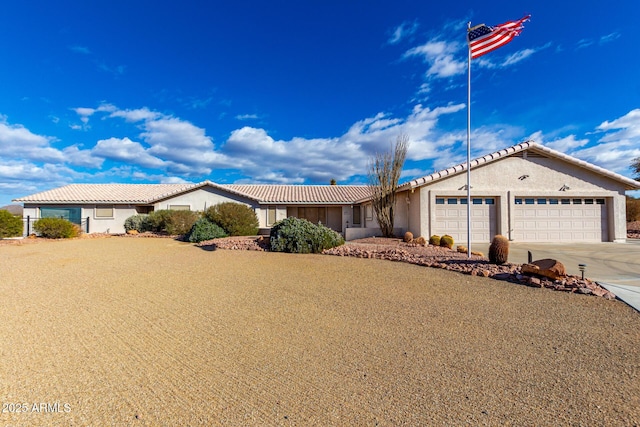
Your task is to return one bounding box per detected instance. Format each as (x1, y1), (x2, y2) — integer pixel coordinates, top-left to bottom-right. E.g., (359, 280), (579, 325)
(1, 237), (639, 426)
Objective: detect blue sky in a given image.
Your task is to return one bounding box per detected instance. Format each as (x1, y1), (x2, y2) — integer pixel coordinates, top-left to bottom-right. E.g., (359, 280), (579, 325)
(2, 1), (640, 206)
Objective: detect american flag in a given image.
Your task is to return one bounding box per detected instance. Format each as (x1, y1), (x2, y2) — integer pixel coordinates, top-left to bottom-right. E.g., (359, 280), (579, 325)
(468, 15), (530, 59)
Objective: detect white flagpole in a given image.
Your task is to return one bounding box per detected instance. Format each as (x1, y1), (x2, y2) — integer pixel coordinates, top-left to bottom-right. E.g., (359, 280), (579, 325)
(466, 22), (472, 259)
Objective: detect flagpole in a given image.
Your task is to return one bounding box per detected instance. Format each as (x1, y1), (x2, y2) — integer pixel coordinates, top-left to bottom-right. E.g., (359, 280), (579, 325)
(466, 21), (472, 259)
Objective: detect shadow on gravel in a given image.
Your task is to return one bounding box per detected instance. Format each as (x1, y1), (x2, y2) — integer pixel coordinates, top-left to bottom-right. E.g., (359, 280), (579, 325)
(197, 244), (218, 252)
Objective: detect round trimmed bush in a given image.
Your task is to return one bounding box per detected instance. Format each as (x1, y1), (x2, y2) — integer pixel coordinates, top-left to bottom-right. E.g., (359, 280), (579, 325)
(205, 202), (259, 236)
(439, 234), (454, 249)
(124, 214), (149, 232)
(188, 218), (228, 243)
(270, 217), (344, 254)
(0, 210), (23, 238)
(33, 217), (80, 239)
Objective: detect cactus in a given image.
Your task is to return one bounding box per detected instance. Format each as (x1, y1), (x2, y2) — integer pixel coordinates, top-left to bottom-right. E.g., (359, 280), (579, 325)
(440, 234), (454, 249)
(414, 236), (426, 245)
(429, 235), (441, 246)
(489, 235), (509, 265)
(457, 245), (467, 253)
(403, 231), (414, 243)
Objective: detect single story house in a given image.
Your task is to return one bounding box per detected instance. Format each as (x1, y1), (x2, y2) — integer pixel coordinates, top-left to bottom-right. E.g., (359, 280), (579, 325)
(13, 141), (640, 242)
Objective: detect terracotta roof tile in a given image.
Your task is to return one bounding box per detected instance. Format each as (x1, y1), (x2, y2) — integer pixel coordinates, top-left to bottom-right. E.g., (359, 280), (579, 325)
(223, 184), (369, 204)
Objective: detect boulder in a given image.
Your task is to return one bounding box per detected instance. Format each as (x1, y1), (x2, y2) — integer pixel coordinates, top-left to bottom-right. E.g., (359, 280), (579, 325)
(521, 259), (566, 280)
(126, 229), (139, 235)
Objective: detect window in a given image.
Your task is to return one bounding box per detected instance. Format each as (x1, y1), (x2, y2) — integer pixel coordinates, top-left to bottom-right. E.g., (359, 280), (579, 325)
(365, 204), (373, 220)
(40, 207), (82, 225)
(515, 198), (523, 205)
(472, 198), (482, 205)
(352, 206), (361, 226)
(485, 198), (495, 205)
(460, 198), (467, 204)
(267, 206), (276, 226)
(537, 198), (547, 205)
(561, 199), (571, 205)
(136, 206), (153, 214)
(584, 199), (594, 205)
(525, 198), (535, 205)
(572, 199), (582, 205)
(447, 198), (458, 205)
(169, 205), (190, 211)
(95, 206), (114, 218)
(596, 199), (605, 205)
(549, 199), (559, 205)
(436, 198), (445, 205)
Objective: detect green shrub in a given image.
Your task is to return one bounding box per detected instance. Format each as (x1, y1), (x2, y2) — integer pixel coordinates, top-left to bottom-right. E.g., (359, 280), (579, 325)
(0, 210), (23, 238)
(270, 217), (344, 253)
(124, 214), (149, 232)
(164, 210), (200, 235)
(141, 210), (199, 235)
(205, 202), (259, 236)
(429, 235), (441, 246)
(34, 217), (80, 238)
(145, 210), (173, 232)
(188, 218), (228, 243)
(440, 234), (454, 249)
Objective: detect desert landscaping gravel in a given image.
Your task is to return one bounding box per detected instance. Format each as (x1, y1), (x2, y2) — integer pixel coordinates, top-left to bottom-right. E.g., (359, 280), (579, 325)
(0, 237), (639, 426)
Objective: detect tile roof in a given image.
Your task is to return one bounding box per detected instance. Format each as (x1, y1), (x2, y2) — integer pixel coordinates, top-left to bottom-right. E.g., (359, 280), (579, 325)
(399, 141), (640, 191)
(224, 184), (370, 204)
(14, 181), (371, 205)
(13, 183), (196, 204)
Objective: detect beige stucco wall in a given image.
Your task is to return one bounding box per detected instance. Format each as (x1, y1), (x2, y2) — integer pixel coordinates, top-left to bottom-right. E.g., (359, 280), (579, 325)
(414, 155), (629, 242)
(22, 204), (139, 234)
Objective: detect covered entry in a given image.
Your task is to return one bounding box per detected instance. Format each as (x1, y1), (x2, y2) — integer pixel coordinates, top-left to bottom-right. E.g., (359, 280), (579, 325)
(434, 197), (497, 243)
(512, 197), (608, 242)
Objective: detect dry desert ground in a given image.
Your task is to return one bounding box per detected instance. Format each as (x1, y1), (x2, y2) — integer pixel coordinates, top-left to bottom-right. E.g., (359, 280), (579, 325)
(0, 237), (639, 426)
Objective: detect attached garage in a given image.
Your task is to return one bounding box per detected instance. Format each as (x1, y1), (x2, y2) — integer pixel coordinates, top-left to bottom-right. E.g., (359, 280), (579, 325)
(434, 197), (497, 243)
(400, 141), (639, 243)
(512, 197), (608, 242)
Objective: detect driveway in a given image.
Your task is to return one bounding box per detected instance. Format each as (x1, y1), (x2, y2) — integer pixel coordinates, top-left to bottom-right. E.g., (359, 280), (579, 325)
(473, 239), (640, 311)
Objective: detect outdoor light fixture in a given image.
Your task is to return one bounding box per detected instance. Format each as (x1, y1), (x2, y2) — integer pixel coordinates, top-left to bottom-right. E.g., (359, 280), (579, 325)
(578, 264), (587, 280)
(518, 174), (529, 180)
(560, 184), (570, 191)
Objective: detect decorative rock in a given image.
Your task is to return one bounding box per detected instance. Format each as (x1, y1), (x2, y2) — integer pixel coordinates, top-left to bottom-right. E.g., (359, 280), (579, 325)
(527, 277), (542, 287)
(521, 259), (566, 280)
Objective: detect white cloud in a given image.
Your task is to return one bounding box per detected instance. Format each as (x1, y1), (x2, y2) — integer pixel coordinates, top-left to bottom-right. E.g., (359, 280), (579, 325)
(92, 137), (165, 169)
(388, 21), (419, 45)
(236, 114), (259, 121)
(530, 131), (589, 152)
(404, 40), (466, 78)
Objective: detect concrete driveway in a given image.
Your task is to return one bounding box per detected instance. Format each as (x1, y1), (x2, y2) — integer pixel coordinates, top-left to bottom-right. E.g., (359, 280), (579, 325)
(472, 239), (640, 311)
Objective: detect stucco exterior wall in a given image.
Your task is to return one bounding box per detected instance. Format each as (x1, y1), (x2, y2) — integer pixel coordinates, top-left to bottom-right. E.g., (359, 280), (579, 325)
(22, 204), (139, 234)
(414, 155), (629, 242)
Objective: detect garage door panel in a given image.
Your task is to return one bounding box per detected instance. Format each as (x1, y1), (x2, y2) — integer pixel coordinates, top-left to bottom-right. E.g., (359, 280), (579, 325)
(513, 197), (607, 242)
(435, 197), (497, 243)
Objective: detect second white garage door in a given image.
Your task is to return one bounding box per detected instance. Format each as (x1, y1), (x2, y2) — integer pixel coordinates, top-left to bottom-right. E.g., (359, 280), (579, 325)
(434, 197), (497, 243)
(512, 197), (608, 242)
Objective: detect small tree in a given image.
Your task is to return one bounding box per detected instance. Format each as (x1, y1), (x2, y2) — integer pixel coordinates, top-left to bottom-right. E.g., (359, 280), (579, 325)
(632, 157), (640, 181)
(367, 134), (409, 237)
(627, 195), (640, 222)
(0, 210), (23, 238)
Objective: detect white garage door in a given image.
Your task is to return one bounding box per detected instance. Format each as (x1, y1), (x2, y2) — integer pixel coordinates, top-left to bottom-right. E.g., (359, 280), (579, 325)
(434, 197), (497, 243)
(513, 197), (608, 242)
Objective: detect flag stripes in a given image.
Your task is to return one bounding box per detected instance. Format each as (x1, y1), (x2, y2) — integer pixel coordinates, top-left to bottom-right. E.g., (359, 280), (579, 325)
(468, 15), (530, 59)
